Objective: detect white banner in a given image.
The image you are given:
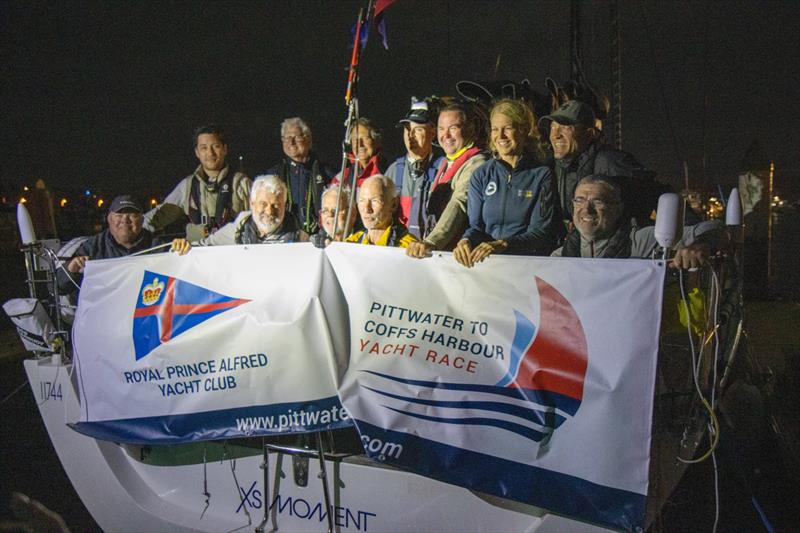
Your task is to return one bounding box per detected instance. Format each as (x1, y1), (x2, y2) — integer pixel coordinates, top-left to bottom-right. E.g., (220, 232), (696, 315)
(325, 243), (664, 531)
(72, 244), (351, 443)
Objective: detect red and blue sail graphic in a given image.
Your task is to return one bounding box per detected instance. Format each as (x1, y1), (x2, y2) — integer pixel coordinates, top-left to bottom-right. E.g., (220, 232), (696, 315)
(360, 276), (588, 443)
(351, 277), (646, 530)
(132, 270), (250, 359)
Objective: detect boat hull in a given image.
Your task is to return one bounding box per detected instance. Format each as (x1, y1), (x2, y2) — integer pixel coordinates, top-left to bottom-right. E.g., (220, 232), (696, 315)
(25, 358), (615, 532)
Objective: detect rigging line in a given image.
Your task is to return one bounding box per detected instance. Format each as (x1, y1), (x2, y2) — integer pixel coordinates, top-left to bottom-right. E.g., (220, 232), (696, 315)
(701, 0), (712, 186)
(0, 381), (27, 407)
(638, 4), (687, 170)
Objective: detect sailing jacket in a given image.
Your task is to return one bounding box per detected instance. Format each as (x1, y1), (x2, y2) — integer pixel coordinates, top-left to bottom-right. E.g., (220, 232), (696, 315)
(144, 165), (251, 232)
(332, 154), (385, 189)
(384, 153), (444, 238)
(57, 229), (160, 294)
(423, 147), (488, 250)
(463, 154), (557, 255)
(267, 154), (333, 235)
(199, 211), (308, 246)
(553, 220), (724, 259)
(552, 142), (660, 227)
(345, 223), (417, 248)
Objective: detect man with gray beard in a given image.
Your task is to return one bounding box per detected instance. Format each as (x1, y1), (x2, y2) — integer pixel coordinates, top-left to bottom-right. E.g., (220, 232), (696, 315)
(198, 175), (308, 245)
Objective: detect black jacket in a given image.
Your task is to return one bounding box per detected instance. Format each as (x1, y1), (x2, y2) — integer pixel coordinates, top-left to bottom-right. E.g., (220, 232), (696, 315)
(57, 229), (159, 294)
(268, 154), (334, 235)
(552, 142), (664, 227)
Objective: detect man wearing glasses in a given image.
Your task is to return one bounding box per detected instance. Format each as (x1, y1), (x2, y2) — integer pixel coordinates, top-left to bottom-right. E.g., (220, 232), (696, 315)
(267, 117), (334, 236)
(553, 175), (721, 268)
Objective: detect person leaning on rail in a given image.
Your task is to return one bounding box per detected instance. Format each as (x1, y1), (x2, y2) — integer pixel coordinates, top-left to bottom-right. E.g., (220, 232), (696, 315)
(144, 124), (252, 235)
(266, 117), (335, 236)
(345, 175), (417, 248)
(405, 101), (488, 258)
(311, 185), (358, 248)
(57, 195), (190, 295)
(551, 175), (723, 266)
(175, 174), (308, 247)
(453, 98), (558, 268)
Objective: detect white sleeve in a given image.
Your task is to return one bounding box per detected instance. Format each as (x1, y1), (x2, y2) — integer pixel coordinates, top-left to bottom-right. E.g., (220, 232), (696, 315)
(198, 212), (249, 246)
(143, 177), (190, 230)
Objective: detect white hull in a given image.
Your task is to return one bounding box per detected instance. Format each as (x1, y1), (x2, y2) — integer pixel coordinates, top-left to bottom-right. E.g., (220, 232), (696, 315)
(26, 358), (615, 532)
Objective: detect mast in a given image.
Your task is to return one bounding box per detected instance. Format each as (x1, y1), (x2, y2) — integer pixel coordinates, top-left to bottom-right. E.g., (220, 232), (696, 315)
(569, 0), (582, 81)
(610, 0), (623, 150)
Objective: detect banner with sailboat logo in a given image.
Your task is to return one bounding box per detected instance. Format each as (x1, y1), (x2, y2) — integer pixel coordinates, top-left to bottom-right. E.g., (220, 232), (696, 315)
(326, 243), (664, 531)
(71, 244), (351, 444)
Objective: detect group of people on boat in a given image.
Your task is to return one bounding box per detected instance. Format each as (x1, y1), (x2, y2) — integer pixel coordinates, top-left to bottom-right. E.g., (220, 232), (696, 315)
(58, 95), (723, 292)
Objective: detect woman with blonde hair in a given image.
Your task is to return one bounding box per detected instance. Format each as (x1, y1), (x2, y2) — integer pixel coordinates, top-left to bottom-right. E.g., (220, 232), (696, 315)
(454, 98), (557, 267)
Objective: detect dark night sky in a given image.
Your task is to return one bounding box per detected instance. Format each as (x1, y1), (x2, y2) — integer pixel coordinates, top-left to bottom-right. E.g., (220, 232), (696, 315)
(2, 0), (799, 198)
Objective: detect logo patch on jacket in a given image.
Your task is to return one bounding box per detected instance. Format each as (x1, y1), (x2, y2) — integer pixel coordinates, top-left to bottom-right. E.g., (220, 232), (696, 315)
(485, 182), (497, 196)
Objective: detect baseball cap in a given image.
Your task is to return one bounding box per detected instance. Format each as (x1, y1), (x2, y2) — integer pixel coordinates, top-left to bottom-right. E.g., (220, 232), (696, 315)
(397, 99), (432, 126)
(538, 100), (596, 128)
(109, 195), (143, 214)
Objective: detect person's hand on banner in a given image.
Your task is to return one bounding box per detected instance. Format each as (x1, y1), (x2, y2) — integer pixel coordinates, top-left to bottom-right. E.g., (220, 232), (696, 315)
(469, 240), (507, 265)
(170, 238), (192, 256)
(67, 255), (89, 274)
(453, 239), (474, 267)
(406, 241), (433, 258)
(454, 239), (507, 267)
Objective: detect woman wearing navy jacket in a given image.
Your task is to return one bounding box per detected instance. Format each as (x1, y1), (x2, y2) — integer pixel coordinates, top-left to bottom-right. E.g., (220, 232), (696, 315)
(454, 99), (557, 267)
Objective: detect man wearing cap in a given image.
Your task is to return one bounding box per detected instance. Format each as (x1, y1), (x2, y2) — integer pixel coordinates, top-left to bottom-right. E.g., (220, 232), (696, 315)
(539, 100), (658, 230)
(144, 124), (252, 235)
(58, 196), (189, 294)
(384, 99), (444, 238)
(405, 101), (488, 257)
(267, 117), (334, 236)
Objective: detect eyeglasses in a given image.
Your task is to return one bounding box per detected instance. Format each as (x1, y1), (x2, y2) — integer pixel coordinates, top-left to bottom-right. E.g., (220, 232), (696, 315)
(281, 134), (307, 144)
(572, 197), (615, 209)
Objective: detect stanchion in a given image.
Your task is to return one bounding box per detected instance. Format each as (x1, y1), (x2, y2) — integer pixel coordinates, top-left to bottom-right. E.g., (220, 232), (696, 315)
(255, 437), (270, 533)
(259, 431), (337, 533)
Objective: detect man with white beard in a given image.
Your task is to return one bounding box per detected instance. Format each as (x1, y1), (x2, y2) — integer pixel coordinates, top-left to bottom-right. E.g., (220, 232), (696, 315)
(198, 175), (308, 245)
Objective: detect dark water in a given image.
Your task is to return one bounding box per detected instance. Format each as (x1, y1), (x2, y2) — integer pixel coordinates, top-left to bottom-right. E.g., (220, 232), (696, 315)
(0, 211), (798, 532)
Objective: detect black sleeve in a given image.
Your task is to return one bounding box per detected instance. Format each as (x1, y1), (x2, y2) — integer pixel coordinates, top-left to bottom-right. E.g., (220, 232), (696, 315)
(56, 240), (93, 295)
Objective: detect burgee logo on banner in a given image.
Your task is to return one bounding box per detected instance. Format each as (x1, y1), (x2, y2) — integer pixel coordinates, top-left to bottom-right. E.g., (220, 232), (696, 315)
(132, 270), (251, 359)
